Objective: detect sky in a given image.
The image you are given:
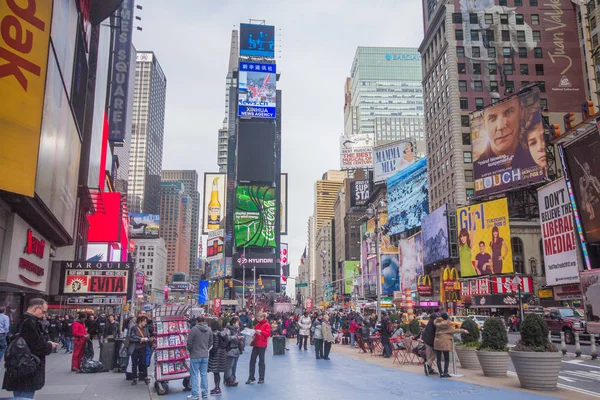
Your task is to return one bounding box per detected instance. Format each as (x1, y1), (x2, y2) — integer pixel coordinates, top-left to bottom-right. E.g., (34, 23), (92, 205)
(132, 0), (425, 291)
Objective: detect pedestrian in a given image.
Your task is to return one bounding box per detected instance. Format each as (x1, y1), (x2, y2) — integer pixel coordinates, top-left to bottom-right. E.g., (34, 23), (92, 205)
(312, 313), (324, 359)
(422, 313), (438, 376)
(71, 312), (89, 372)
(86, 314), (98, 342)
(433, 312), (468, 378)
(321, 315), (334, 361)
(96, 313), (107, 346)
(208, 319), (228, 396)
(62, 315), (74, 353)
(0, 306), (10, 362)
(246, 312), (271, 385)
(360, 321), (373, 353)
(224, 316), (243, 387)
(348, 318), (359, 348)
(187, 316), (212, 400)
(47, 316), (61, 354)
(105, 314), (119, 338)
(128, 315), (151, 385)
(2, 298), (59, 399)
(297, 312), (311, 351)
(378, 311), (392, 358)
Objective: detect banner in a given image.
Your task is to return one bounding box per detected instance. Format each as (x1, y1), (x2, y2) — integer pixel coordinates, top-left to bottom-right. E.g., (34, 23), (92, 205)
(198, 280), (209, 305)
(421, 204), (450, 265)
(59, 261), (134, 297)
(206, 229), (224, 262)
(135, 271), (145, 298)
(399, 233), (422, 291)
(457, 198), (514, 277)
(350, 179), (370, 207)
(343, 261), (360, 295)
(373, 140), (417, 183)
(538, 179), (581, 285)
(387, 157), (428, 235)
(238, 62), (276, 119)
(280, 244), (288, 284)
(340, 134), (373, 170)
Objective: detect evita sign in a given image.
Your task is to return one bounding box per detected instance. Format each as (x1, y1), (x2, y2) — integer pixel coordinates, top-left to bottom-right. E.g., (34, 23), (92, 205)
(58, 261), (135, 297)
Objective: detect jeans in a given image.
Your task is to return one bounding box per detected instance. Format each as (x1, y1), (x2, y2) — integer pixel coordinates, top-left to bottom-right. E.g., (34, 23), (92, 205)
(314, 338), (324, 359)
(13, 391), (35, 399)
(297, 335), (307, 349)
(324, 341), (332, 359)
(436, 350), (450, 375)
(249, 347), (266, 381)
(350, 332), (355, 347)
(382, 338), (392, 358)
(64, 336), (73, 352)
(425, 344), (436, 369)
(0, 334), (7, 362)
(131, 347), (148, 379)
(225, 356), (239, 384)
(190, 357), (209, 397)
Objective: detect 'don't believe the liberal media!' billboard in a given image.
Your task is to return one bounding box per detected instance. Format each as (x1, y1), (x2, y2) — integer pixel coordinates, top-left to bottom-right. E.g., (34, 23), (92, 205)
(238, 62), (276, 119)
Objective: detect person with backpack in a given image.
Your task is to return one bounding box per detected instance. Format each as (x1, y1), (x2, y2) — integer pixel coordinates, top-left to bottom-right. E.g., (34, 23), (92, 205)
(0, 306), (10, 362)
(2, 298), (58, 399)
(71, 313), (89, 372)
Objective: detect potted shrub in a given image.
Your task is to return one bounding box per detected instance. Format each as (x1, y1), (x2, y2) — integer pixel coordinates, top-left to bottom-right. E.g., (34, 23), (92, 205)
(476, 317), (509, 377)
(455, 318), (481, 370)
(409, 318), (420, 336)
(509, 313), (562, 391)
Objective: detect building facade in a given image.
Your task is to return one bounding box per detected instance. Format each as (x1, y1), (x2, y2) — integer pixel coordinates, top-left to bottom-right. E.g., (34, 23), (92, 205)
(314, 171), (346, 229)
(315, 221), (333, 303)
(132, 238), (167, 304)
(217, 30), (239, 173)
(159, 181), (192, 281)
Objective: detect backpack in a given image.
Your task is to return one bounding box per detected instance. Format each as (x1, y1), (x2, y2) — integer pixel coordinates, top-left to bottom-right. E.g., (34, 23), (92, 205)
(4, 321), (41, 378)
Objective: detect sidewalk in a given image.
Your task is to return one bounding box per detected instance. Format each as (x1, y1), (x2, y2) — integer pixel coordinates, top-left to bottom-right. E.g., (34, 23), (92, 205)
(332, 343), (597, 400)
(0, 347), (152, 400)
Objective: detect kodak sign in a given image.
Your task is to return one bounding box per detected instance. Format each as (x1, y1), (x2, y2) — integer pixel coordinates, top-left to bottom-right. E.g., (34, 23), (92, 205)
(0, 0), (53, 196)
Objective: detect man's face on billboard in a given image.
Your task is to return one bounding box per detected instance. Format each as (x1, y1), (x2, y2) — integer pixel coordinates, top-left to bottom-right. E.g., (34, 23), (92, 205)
(484, 97), (521, 157)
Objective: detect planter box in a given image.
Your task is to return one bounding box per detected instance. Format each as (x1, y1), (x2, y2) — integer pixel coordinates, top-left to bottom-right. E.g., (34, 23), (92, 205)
(476, 350), (509, 377)
(455, 346), (480, 370)
(509, 351), (562, 391)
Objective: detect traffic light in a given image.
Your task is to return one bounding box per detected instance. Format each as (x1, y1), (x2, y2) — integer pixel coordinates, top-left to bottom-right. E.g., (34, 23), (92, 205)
(582, 100), (595, 119)
(549, 123), (561, 141)
(563, 112), (575, 131)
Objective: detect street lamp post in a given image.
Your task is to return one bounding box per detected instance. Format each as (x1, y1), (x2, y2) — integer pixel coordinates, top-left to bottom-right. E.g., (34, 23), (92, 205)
(366, 199), (387, 322)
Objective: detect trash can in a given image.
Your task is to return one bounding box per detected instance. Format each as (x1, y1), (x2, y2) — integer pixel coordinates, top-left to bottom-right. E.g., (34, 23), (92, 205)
(100, 339), (117, 370)
(272, 336), (286, 355)
(113, 338), (126, 370)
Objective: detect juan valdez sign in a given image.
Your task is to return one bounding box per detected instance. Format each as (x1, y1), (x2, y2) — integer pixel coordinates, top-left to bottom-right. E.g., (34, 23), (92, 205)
(538, 179), (580, 285)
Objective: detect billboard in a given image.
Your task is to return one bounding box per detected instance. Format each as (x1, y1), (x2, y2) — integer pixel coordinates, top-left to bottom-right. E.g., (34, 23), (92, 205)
(538, 179), (581, 286)
(373, 140), (417, 183)
(129, 213), (160, 238)
(202, 173), (226, 234)
(206, 229), (224, 262)
(343, 261), (360, 295)
(580, 270), (600, 329)
(350, 179), (370, 207)
(198, 280), (209, 305)
(234, 186), (276, 248)
(471, 89), (547, 197)
(209, 259), (225, 279)
(399, 232), (423, 291)
(239, 23), (275, 58)
(280, 243), (288, 284)
(387, 157), (428, 235)
(237, 120), (275, 182)
(59, 261), (134, 297)
(562, 132), (600, 243)
(238, 62), (276, 119)
(381, 254), (400, 295)
(457, 198), (514, 277)
(421, 204), (450, 266)
(340, 135), (373, 170)
(280, 173), (288, 235)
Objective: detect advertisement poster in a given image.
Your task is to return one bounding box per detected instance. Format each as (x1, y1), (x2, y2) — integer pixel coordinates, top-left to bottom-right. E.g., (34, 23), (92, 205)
(381, 254), (400, 295)
(350, 179), (370, 207)
(198, 280), (209, 305)
(399, 233), (423, 291)
(280, 243), (288, 284)
(234, 186), (276, 248)
(563, 132), (600, 243)
(379, 213), (399, 254)
(344, 261), (360, 295)
(471, 89), (547, 197)
(238, 62), (276, 119)
(206, 229), (224, 262)
(203, 173), (227, 234)
(209, 259), (225, 279)
(457, 198), (514, 277)
(340, 134), (373, 170)
(538, 179), (581, 285)
(421, 204), (449, 265)
(59, 261), (134, 297)
(135, 271), (145, 298)
(387, 157), (429, 235)
(239, 23), (275, 58)
(580, 270), (600, 329)
(129, 213), (160, 237)
(366, 257), (377, 297)
(373, 140), (417, 183)
(280, 173), (288, 235)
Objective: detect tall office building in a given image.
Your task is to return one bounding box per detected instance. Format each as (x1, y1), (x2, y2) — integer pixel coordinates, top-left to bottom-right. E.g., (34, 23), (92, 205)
(159, 181), (192, 282)
(217, 30), (239, 172)
(161, 170), (200, 287)
(314, 170), (346, 229)
(128, 51), (167, 214)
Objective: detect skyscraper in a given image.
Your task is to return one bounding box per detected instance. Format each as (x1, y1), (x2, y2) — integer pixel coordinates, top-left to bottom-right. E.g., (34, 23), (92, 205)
(314, 170), (347, 229)
(128, 51), (167, 214)
(160, 181), (192, 282)
(217, 30), (239, 173)
(161, 170), (200, 287)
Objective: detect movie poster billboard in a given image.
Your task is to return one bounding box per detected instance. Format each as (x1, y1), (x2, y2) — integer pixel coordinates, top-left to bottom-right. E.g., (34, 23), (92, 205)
(238, 62), (276, 119)
(471, 88), (547, 197)
(280, 173), (288, 235)
(399, 233), (423, 291)
(350, 179), (370, 207)
(580, 269), (600, 334)
(206, 229), (224, 262)
(387, 157), (428, 235)
(344, 261), (360, 295)
(239, 24), (275, 58)
(381, 254), (400, 295)
(129, 213), (160, 238)
(562, 131), (600, 243)
(234, 186), (276, 248)
(379, 213), (399, 254)
(203, 173), (227, 234)
(538, 179), (581, 285)
(422, 204), (449, 265)
(373, 140), (417, 183)
(59, 261), (134, 297)
(457, 198), (514, 277)
(340, 134), (373, 170)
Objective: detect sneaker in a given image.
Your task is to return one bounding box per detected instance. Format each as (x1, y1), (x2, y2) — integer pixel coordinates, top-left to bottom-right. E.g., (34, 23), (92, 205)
(144, 377), (151, 385)
(245, 379), (255, 385)
(424, 364), (430, 376)
(258, 379), (264, 384)
(131, 379), (137, 386)
(187, 395), (199, 400)
(202, 395), (208, 399)
(429, 368), (438, 375)
(210, 388), (219, 395)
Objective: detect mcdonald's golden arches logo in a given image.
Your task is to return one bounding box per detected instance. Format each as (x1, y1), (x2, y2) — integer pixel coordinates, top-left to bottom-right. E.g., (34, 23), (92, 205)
(417, 275), (433, 296)
(442, 267), (459, 291)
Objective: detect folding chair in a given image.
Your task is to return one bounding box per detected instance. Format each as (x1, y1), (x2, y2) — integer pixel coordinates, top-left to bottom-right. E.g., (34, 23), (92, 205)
(356, 335), (367, 353)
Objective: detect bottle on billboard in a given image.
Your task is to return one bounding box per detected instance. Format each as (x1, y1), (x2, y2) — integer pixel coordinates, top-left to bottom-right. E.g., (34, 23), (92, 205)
(207, 177), (221, 230)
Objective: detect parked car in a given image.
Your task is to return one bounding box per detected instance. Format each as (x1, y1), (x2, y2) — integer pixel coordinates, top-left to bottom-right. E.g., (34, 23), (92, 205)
(449, 315), (468, 329)
(544, 307), (586, 345)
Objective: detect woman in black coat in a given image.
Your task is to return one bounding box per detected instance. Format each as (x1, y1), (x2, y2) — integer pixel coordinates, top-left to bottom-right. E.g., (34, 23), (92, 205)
(208, 320), (229, 395)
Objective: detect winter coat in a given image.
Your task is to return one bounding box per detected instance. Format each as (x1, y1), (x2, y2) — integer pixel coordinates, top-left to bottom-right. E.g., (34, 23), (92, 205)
(225, 324), (242, 357)
(128, 323), (150, 353)
(2, 313), (53, 392)
(433, 318), (462, 352)
(312, 319), (323, 340)
(62, 319), (73, 337)
(379, 317), (391, 339)
(298, 316), (312, 336)
(208, 330), (229, 373)
(252, 319), (271, 348)
(322, 321), (334, 343)
(187, 322), (213, 359)
(422, 316), (437, 347)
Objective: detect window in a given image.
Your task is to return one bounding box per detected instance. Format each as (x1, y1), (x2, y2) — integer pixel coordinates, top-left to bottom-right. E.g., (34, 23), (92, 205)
(502, 30), (510, 41)
(530, 0), (537, 5)
(518, 47), (527, 58)
(474, 80), (483, 91)
(463, 151), (472, 163)
(455, 29), (464, 40)
(459, 80), (467, 91)
(453, 13), (462, 23)
(471, 30), (479, 41)
(461, 115), (470, 127)
(512, 237), (524, 274)
(517, 30), (526, 41)
(592, 16), (597, 30)
(456, 46), (465, 57)
(485, 13), (493, 24)
(458, 63), (466, 74)
(486, 30), (495, 41)
(466, 188), (475, 199)
(500, 14), (509, 24)
(594, 34), (599, 49)
(470, 13), (478, 24)
(535, 64), (544, 75)
(506, 81), (515, 91)
(490, 80), (499, 92)
(503, 47), (512, 57)
(533, 30), (541, 41)
(534, 47), (543, 58)
(531, 14), (540, 25)
(475, 97), (484, 110)
(520, 64), (529, 75)
(472, 46), (481, 58)
(489, 63), (497, 74)
(515, 14), (524, 25)
(504, 64), (513, 75)
(460, 97), (469, 109)
(515, 0), (522, 5)
(488, 47), (496, 58)
(465, 169), (474, 182)
(473, 63), (482, 74)
(539, 239), (546, 276)
(537, 81), (546, 92)
(540, 98), (548, 109)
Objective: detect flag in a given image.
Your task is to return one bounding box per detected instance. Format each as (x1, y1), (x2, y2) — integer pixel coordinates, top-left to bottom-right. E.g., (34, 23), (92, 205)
(300, 247), (306, 265)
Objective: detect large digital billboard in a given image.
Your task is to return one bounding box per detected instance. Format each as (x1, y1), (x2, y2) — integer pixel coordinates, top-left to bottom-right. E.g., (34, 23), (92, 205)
(382, 254), (400, 295)
(562, 131), (600, 243)
(387, 157), (428, 235)
(239, 24), (275, 58)
(343, 261), (360, 295)
(206, 229), (224, 262)
(234, 186), (276, 248)
(457, 198), (514, 277)
(238, 62), (276, 119)
(202, 173), (226, 234)
(237, 120), (275, 182)
(471, 88), (547, 197)
(280, 173), (288, 235)
(373, 140), (417, 183)
(422, 204), (449, 265)
(340, 134), (373, 170)
(129, 213), (160, 238)
(538, 179), (581, 285)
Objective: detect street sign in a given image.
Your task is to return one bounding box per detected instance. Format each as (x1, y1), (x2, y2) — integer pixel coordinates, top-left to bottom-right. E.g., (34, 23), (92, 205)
(296, 283), (308, 287)
(66, 297), (123, 305)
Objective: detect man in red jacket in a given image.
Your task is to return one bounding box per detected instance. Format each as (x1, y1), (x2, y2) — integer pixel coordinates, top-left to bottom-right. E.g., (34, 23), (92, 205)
(349, 318), (359, 348)
(246, 312), (271, 385)
(71, 313), (89, 371)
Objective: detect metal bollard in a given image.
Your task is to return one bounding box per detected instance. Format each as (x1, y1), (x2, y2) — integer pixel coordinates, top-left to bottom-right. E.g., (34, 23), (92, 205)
(548, 331), (552, 344)
(560, 332), (567, 355)
(575, 332), (582, 358)
(591, 334), (598, 361)
(449, 335), (464, 377)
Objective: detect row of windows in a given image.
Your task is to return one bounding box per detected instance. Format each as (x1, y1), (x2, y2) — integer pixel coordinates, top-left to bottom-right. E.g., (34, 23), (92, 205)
(459, 94), (548, 110)
(453, 12), (540, 26)
(458, 62), (545, 76)
(456, 29), (542, 42)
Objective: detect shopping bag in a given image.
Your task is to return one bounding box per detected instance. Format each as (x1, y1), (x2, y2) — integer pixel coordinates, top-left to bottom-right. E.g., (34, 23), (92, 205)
(126, 355), (132, 373)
